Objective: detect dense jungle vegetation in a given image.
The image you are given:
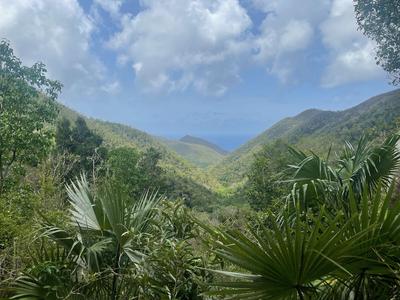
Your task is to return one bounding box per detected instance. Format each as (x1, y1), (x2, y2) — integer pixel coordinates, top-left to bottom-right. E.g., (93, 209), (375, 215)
(1, 1), (400, 299)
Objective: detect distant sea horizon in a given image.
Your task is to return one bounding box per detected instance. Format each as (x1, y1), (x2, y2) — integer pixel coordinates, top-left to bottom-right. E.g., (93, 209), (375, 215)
(163, 134), (254, 152)
(202, 135), (253, 152)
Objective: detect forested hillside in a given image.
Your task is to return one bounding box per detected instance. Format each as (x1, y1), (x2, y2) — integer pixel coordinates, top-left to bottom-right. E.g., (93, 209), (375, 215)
(59, 105), (223, 209)
(212, 89), (400, 184)
(158, 137), (225, 168)
(180, 135), (228, 155)
(62, 88), (400, 189)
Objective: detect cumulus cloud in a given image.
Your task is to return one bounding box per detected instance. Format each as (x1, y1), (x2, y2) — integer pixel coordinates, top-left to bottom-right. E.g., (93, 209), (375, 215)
(0, 0), (385, 98)
(106, 0), (332, 93)
(320, 0), (383, 87)
(254, 19), (314, 61)
(107, 0), (253, 95)
(252, 0), (383, 87)
(250, 0), (324, 83)
(253, 18), (314, 83)
(0, 0), (116, 97)
(322, 41), (383, 87)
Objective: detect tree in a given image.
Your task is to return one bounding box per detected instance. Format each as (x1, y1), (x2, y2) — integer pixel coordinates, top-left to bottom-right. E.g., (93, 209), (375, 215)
(137, 147), (165, 191)
(107, 147), (142, 196)
(55, 117), (73, 153)
(55, 116), (106, 178)
(245, 140), (292, 211)
(71, 117), (104, 171)
(107, 147), (166, 198)
(0, 40), (62, 191)
(354, 0), (400, 85)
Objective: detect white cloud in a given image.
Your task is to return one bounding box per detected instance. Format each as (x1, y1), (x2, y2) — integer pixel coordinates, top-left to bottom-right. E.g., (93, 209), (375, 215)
(252, 0), (383, 87)
(250, 0), (330, 83)
(254, 19), (314, 62)
(322, 41), (383, 87)
(279, 20), (314, 51)
(93, 0), (123, 18)
(107, 0), (252, 95)
(320, 0), (383, 87)
(0, 0), (113, 97)
(0, 0), (385, 99)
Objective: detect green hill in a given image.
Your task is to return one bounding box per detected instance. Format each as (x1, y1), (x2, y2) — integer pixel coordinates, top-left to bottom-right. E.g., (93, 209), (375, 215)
(158, 137), (225, 168)
(58, 105), (223, 210)
(180, 135), (228, 155)
(212, 89), (400, 185)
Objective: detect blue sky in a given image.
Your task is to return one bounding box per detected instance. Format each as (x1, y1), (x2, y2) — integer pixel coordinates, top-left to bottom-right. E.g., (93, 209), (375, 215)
(0, 0), (395, 150)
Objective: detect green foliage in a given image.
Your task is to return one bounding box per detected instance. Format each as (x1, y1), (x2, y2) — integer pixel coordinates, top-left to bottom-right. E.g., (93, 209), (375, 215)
(107, 147), (141, 196)
(213, 90), (400, 186)
(137, 147), (165, 191)
(58, 105), (222, 212)
(161, 138), (225, 168)
(11, 177), (212, 299)
(245, 140), (292, 211)
(354, 0), (400, 85)
(0, 185), (37, 249)
(0, 154), (70, 298)
(107, 146), (210, 212)
(0, 40), (61, 191)
(180, 135), (228, 155)
(286, 134), (400, 210)
(71, 117), (104, 169)
(55, 116), (107, 179)
(200, 183), (400, 299)
(55, 118), (74, 153)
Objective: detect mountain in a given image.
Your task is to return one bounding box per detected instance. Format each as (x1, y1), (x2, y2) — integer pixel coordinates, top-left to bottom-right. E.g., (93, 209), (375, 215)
(159, 137), (226, 168)
(180, 135), (228, 155)
(212, 89), (400, 185)
(58, 105), (223, 210)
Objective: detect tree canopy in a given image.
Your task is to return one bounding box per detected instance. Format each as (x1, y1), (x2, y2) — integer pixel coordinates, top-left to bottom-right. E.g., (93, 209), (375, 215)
(354, 0), (400, 85)
(0, 40), (61, 191)
(55, 116), (106, 179)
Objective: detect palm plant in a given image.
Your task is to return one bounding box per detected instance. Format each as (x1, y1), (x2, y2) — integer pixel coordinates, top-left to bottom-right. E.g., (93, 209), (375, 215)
(285, 134), (400, 210)
(13, 175), (162, 299)
(12, 177), (213, 300)
(200, 183), (400, 299)
(200, 134), (400, 299)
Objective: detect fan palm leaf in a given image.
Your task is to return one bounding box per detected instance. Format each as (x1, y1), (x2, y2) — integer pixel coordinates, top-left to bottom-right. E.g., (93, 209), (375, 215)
(198, 207), (370, 300)
(286, 134), (400, 209)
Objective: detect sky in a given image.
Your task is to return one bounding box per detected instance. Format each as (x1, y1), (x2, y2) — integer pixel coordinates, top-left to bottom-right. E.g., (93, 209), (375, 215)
(0, 0), (396, 150)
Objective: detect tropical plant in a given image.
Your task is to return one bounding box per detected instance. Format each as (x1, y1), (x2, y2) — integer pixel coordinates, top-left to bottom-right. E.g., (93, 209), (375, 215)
(245, 140), (292, 211)
(12, 175), (162, 299)
(106, 146), (166, 199)
(11, 176), (213, 299)
(197, 135), (400, 299)
(285, 134), (400, 210)
(200, 182), (400, 299)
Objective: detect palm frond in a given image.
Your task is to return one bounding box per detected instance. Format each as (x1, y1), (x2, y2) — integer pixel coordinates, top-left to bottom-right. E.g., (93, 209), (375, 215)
(66, 175), (103, 232)
(198, 208), (369, 300)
